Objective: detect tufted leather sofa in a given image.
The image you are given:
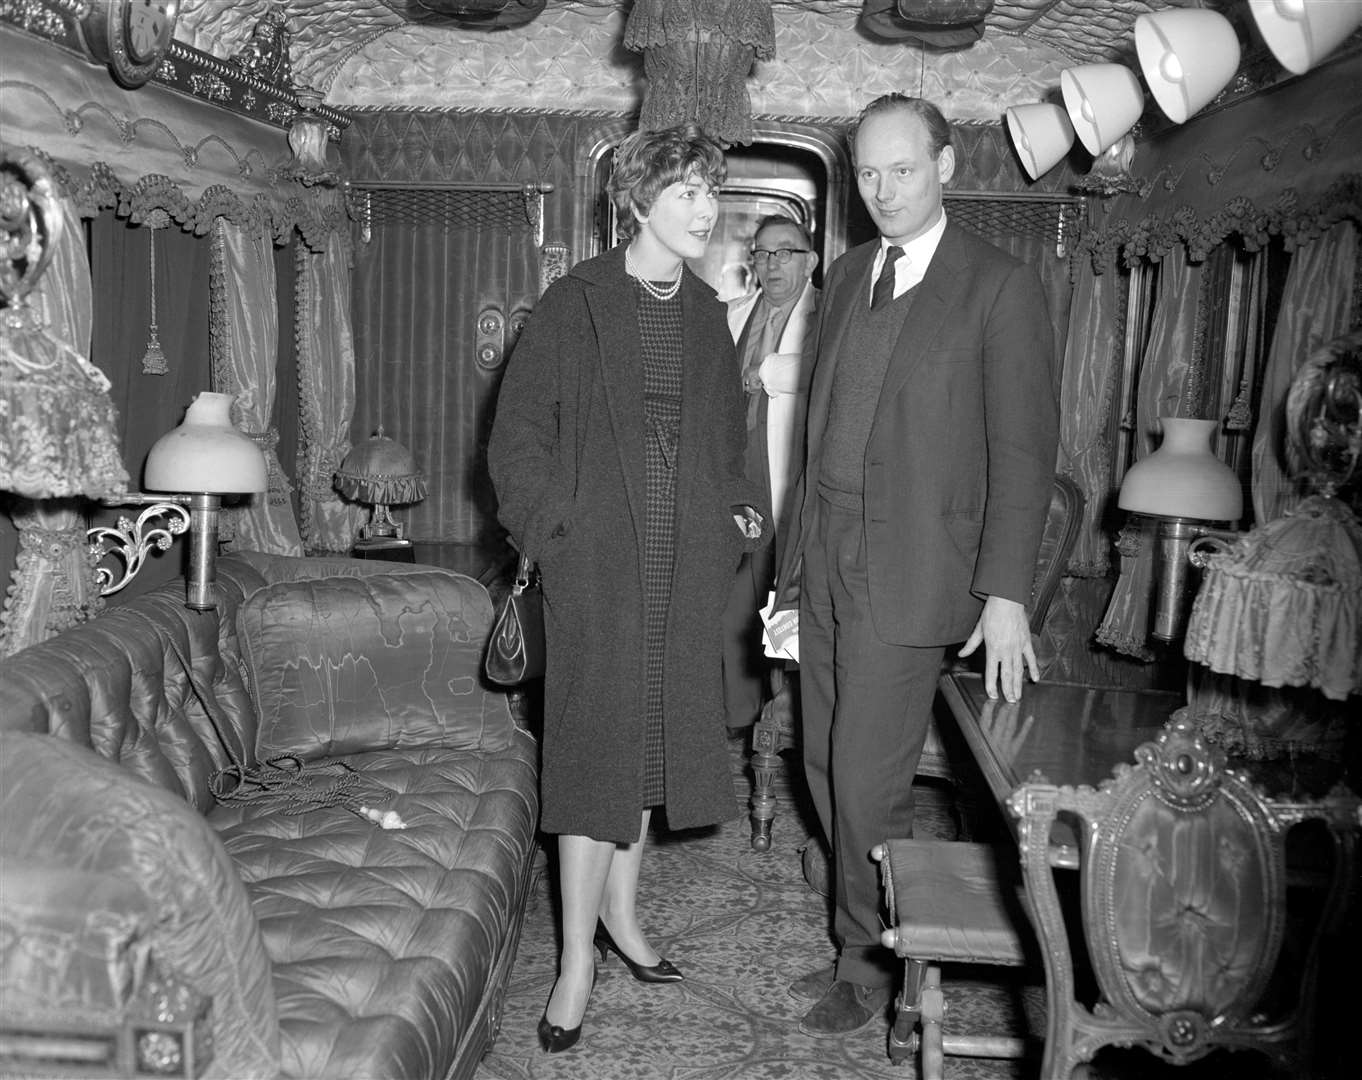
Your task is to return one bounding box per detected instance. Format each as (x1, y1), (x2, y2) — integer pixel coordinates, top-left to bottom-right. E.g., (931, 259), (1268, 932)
(0, 552), (540, 1080)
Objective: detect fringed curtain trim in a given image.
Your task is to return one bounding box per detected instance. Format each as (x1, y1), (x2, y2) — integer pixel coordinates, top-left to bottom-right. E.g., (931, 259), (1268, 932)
(30, 153), (348, 251)
(1083, 173), (1362, 271)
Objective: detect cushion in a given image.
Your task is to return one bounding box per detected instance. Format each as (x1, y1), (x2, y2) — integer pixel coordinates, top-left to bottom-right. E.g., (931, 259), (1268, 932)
(238, 570), (512, 762)
(0, 732), (282, 1080)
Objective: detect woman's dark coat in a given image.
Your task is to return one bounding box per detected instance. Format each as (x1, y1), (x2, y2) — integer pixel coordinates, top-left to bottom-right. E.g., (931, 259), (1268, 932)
(488, 244), (768, 843)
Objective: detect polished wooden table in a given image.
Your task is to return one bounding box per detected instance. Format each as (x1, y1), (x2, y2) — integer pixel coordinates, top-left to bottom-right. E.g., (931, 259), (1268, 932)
(938, 672), (1183, 807)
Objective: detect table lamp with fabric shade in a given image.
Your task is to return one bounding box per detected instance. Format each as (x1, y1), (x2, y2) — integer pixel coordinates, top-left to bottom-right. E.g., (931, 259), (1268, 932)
(1182, 331), (1361, 708)
(334, 429), (427, 543)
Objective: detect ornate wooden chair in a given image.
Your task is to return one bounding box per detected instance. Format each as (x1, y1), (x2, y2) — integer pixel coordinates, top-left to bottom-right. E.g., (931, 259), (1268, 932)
(748, 473), (1085, 851)
(878, 716), (1361, 1079)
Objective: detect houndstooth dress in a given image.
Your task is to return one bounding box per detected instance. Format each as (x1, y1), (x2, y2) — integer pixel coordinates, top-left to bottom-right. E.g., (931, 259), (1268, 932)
(635, 283), (683, 807)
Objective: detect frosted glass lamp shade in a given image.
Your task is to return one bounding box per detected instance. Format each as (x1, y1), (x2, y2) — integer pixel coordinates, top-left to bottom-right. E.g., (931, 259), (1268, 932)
(1061, 64), (1145, 156)
(144, 392), (267, 494)
(1249, 0), (1362, 75)
(1006, 103), (1076, 179)
(1136, 10), (1242, 124)
(1118, 418), (1243, 522)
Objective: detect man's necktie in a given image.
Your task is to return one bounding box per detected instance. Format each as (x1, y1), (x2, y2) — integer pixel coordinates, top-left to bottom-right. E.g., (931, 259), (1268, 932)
(744, 306), (781, 429)
(871, 246), (904, 310)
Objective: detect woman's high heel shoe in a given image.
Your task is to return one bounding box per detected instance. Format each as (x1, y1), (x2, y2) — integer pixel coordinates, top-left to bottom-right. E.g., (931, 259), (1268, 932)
(537, 971), (595, 1053)
(594, 922), (684, 983)
(537, 1012), (582, 1053)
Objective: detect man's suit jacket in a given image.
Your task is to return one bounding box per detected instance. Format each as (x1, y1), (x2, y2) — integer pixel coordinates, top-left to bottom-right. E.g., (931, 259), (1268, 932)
(727, 280), (818, 546)
(776, 222), (1058, 647)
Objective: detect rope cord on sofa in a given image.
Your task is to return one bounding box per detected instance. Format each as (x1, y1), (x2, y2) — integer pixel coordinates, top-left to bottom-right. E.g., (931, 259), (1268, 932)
(167, 638), (409, 829)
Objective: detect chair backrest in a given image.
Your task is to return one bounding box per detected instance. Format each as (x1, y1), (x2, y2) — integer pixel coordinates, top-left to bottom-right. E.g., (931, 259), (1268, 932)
(1028, 474), (1084, 633)
(1007, 715), (1359, 1078)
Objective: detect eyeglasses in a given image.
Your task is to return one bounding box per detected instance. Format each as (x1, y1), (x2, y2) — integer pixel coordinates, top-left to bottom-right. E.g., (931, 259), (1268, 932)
(752, 247), (811, 265)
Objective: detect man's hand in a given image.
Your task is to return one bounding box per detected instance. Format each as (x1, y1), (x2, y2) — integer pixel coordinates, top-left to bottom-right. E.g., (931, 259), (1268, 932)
(958, 595), (1036, 703)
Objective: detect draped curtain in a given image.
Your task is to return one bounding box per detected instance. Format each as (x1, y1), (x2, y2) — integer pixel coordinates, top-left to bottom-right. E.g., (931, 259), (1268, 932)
(213, 219), (303, 556)
(1057, 250), (1124, 576)
(350, 216), (538, 548)
(297, 232), (362, 553)
(1250, 221), (1359, 524)
(986, 231), (1073, 397)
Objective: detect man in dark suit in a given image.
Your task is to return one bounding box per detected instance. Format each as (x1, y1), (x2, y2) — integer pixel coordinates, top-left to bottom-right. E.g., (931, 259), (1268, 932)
(775, 94), (1059, 1037)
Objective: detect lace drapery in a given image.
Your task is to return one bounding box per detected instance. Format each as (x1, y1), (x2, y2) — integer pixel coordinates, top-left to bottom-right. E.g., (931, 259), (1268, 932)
(624, 0), (775, 145)
(296, 233), (362, 553)
(212, 219), (303, 557)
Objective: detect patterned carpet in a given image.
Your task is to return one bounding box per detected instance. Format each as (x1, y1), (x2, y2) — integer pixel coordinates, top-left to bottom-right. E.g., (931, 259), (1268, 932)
(473, 711), (1354, 1080)
(474, 732), (1050, 1080)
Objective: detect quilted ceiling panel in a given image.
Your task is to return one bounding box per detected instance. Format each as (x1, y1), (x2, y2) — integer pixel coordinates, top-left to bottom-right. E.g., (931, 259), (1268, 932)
(176, 0), (1218, 120)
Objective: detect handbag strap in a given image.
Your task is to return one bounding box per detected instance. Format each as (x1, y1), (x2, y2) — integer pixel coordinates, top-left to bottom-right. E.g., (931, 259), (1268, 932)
(513, 548), (535, 594)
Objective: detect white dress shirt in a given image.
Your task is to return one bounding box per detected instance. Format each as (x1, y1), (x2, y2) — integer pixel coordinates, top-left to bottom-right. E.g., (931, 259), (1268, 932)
(867, 210), (948, 307)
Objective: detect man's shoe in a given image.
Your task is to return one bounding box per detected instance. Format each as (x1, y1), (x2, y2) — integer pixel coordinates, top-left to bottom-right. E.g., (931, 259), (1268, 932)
(797, 979), (891, 1038)
(788, 963), (836, 1002)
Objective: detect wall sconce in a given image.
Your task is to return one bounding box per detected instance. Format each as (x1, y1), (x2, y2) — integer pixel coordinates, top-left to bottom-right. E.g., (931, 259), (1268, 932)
(1248, 0), (1362, 76)
(284, 88), (339, 188)
(1117, 417), (1243, 642)
(1060, 63), (1145, 157)
(1005, 103), (1075, 180)
(1135, 9), (1241, 124)
(90, 393), (267, 610)
(333, 429), (427, 546)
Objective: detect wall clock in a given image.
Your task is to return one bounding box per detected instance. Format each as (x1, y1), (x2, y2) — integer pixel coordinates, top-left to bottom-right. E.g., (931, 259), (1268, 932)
(76, 0), (182, 90)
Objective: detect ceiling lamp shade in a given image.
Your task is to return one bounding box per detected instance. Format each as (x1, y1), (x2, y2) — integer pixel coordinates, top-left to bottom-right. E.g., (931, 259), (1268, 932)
(1135, 9), (1242, 124)
(144, 392), (267, 494)
(1248, 0), (1362, 75)
(1005, 103), (1075, 179)
(1118, 418), (1243, 522)
(1061, 63), (1145, 157)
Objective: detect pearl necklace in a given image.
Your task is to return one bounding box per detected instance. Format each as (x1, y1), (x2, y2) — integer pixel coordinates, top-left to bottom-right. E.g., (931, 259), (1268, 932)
(625, 246), (682, 302)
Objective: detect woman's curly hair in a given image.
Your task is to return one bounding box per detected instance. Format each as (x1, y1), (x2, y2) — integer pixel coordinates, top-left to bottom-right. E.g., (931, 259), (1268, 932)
(608, 124), (727, 241)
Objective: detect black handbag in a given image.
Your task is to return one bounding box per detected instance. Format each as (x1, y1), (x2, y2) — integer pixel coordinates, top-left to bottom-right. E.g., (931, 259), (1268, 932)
(485, 550), (545, 685)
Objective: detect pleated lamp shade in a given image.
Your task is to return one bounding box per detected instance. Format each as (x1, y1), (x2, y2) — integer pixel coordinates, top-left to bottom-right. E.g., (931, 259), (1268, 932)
(334, 430), (427, 507)
(1184, 495), (1361, 701)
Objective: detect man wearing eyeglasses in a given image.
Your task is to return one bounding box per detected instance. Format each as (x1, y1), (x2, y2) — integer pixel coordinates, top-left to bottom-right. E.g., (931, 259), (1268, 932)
(721, 215), (819, 736)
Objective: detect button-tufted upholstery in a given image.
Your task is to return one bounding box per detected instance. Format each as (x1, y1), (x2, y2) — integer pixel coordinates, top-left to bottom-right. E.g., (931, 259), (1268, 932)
(0, 552), (540, 1080)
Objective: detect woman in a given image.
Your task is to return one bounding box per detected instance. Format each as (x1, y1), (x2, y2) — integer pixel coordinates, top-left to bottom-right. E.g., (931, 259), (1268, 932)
(488, 124), (767, 1053)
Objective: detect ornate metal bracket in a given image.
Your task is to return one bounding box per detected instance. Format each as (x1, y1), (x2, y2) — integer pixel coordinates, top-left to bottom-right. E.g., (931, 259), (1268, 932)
(87, 496), (191, 597)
